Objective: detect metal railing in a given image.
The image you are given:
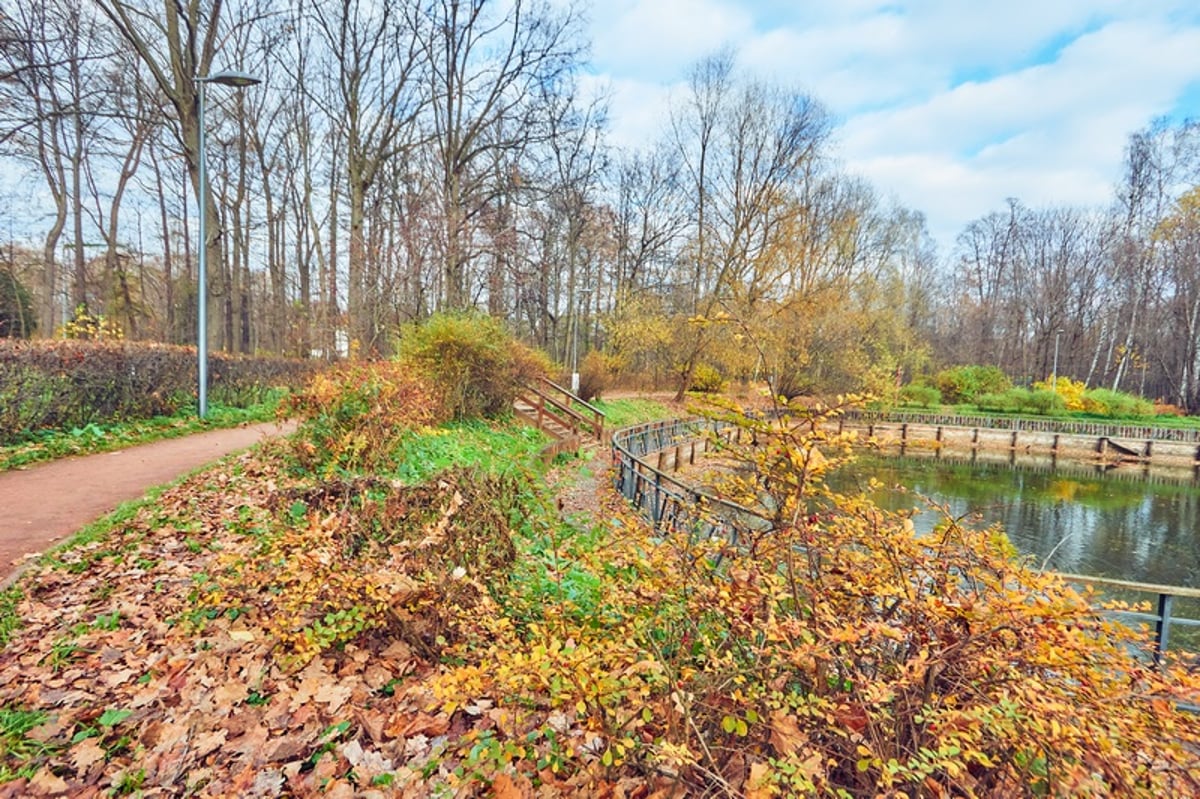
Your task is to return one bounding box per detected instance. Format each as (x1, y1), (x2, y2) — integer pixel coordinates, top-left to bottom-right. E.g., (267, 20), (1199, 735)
(610, 418), (768, 546)
(1058, 573), (1200, 664)
(848, 409), (1200, 444)
(610, 416), (1200, 661)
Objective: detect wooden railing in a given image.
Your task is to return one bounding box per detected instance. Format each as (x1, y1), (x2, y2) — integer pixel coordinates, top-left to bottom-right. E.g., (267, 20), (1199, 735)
(610, 417), (1200, 661)
(539, 378), (605, 441)
(513, 379), (606, 462)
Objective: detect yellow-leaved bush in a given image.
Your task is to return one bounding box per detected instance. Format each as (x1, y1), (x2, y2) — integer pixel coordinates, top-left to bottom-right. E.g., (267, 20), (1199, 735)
(423, 396), (1200, 797)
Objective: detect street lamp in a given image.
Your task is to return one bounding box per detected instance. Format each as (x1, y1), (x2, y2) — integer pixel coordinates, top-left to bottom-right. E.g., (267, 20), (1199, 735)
(196, 70), (260, 417)
(570, 288), (592, 395)
(1051, 328), (1063, 393)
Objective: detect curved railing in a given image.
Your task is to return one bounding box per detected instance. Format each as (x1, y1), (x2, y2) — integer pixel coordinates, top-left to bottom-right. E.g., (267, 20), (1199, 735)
(609, 418), (768, 546)
(610, 416), (1200, 660)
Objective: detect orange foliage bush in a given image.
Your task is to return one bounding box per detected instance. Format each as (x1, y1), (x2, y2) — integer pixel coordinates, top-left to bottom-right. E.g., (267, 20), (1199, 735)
(283, 360), (447, 476)
(200, 469), (520, 669)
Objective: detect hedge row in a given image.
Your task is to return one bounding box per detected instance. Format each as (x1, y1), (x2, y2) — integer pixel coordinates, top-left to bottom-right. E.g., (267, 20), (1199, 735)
(0, 340), (315, 444)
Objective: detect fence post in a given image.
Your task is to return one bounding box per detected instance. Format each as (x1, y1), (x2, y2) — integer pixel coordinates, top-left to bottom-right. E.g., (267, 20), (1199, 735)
(652, 471), (663, 525)
(1154, 593), (1174, 667)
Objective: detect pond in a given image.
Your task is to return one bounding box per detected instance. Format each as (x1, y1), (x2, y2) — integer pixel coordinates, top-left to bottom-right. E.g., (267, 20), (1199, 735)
(824, 451), (1200, 589)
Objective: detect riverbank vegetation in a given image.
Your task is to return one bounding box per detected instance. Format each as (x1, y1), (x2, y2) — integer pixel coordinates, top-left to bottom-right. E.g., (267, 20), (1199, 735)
(892, 364), (1198, 427)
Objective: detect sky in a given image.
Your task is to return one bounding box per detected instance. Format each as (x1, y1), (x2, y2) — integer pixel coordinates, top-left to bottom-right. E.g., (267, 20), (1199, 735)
(581, 1), (1200, 252)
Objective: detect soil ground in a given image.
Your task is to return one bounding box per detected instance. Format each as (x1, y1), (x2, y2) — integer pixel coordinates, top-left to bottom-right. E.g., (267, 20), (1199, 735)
(0, 421), (295, 582)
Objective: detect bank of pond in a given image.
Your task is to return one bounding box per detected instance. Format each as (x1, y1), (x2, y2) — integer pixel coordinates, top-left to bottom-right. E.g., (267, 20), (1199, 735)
(827, 448), (1200, 649)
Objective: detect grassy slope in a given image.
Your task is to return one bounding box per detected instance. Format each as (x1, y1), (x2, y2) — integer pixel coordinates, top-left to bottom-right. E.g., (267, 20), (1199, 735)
(0, 398), (671, 794)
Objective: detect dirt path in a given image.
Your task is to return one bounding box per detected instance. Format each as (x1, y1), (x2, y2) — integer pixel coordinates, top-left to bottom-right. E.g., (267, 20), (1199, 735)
(0, 421), (295, 580)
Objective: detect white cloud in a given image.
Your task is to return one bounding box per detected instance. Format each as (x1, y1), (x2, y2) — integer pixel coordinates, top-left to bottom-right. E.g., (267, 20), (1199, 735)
(583, 1), (1200, 251)
(589, 0), (754, 82)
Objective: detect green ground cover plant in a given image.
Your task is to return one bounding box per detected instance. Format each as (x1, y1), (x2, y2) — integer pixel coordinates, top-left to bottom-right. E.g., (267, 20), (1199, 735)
(898, 366), (1194, 426)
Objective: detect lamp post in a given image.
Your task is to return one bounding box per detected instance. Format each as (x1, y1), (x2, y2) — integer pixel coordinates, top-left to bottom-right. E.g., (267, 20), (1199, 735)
(1051, 328), (1063, 393)
(196, 70), (260, 417)
(570, 288), (592, 395)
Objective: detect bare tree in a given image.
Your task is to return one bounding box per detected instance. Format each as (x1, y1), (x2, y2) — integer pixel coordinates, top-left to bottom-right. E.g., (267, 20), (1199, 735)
(420, 0), (583, 311)
(306, 0), (424, 353)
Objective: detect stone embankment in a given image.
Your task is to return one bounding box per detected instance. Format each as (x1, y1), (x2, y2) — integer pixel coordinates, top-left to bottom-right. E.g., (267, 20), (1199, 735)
(837, 413), (1200, 470)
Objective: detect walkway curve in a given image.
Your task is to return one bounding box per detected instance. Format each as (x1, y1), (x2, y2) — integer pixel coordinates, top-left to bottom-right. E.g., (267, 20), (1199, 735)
(0, 421), (295, 581)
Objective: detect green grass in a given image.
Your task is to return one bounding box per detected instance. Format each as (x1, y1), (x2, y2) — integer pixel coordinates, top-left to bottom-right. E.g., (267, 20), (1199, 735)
(0, 392), (286, 472)
(587, 397), (672, 429)
(0, 704), (57, 781)
(391, 418), (551, 484)
(0, 588), (22, 649)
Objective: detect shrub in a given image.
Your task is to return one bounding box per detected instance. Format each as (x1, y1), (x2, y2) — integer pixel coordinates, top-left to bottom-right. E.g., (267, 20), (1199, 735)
(397, 312), (549, 419)
(898, 382), (941, 408)
(770, 369), (812, 401)
(1033, 375), (1087, 411)
(0, 340), (314, 444)
(1082, 387), (1153, 418)
(284, 360), (446, 476)
(201, 468), (523, 667)
(935, 364), (1011, 404)
(1024, 388), (1066, 415)
(575, 350), (614, 402)
(687, 363), (724, 394)
(975, 388), (1025, 413)
(639, 405), (1200, 796)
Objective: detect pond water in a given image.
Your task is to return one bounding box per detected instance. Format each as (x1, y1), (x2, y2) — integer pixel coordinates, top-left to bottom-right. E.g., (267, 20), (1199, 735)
(824, 452), (1200, 589)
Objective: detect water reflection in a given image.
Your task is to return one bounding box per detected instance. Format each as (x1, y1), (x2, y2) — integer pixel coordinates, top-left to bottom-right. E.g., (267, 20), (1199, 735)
(826, 452), (1200, 588)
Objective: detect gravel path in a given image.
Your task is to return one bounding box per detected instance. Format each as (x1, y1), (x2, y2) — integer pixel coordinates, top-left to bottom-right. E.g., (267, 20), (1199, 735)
(0, 421), (295, 581)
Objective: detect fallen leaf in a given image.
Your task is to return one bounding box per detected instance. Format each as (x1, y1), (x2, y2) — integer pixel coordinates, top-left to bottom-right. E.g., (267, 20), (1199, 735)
(386, 711), (449, 739)
(313, 682), (353, 713)
(70, 738), (107, 772)
(491, 772), (522, 799)
(27, 769), (69, 794)
(745, 761), (772, 799)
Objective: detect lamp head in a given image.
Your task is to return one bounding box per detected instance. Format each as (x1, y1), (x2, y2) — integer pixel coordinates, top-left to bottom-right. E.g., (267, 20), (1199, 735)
(199, 70), (262, 88)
